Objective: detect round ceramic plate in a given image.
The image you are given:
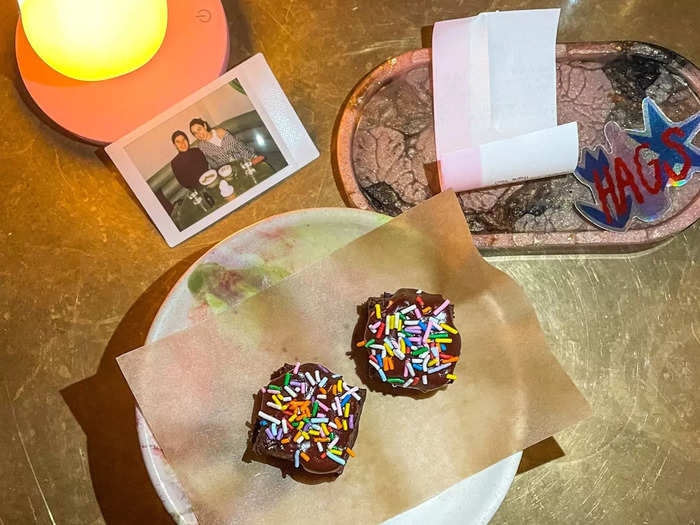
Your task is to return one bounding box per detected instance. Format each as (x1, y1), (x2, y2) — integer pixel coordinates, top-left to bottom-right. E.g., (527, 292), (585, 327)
(137, 208), (521, 524)
(198, 170), (218, 186)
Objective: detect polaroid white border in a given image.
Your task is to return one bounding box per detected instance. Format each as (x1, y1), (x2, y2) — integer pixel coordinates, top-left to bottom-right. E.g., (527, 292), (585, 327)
(105, 53), (319, 247)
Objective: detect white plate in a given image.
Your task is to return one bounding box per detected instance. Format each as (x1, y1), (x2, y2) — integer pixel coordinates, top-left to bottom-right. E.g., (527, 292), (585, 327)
(217, 165), (233, 177)
(136, 207), (521, 524)
(198, 169), (218, 185)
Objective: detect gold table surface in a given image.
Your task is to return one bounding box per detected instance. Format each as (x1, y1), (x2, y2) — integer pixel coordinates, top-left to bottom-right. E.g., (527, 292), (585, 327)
(0, 1), (698, 524)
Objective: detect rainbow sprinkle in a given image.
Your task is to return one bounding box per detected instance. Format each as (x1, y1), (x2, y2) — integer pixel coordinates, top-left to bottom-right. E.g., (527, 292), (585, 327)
(362, 290), (460, 389)
(256, 363), (363, 472)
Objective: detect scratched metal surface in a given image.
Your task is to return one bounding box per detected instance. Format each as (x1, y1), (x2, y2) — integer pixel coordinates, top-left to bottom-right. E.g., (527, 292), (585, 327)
(0, 1), (698, 524)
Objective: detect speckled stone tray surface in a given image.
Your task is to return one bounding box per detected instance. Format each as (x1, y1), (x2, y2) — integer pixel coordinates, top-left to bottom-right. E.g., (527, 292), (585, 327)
(334, 42), (700, 252)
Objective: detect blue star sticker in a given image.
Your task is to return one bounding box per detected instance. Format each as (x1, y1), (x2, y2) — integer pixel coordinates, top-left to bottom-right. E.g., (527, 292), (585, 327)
(626, 98), (700, 187)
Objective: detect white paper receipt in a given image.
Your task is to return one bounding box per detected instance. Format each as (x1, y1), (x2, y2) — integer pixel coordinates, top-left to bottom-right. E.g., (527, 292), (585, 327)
(432, 9), (579, 191)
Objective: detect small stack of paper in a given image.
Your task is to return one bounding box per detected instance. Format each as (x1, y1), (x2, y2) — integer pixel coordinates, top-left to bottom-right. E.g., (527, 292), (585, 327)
(433, 9), (579, 191)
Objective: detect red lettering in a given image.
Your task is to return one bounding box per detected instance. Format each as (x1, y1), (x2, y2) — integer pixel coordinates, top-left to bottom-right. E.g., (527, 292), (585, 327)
(614, 157), (644, 205)
(660, 127), (691, 182)
(593, 165), (624, 224)
(634, 142), (663, 194)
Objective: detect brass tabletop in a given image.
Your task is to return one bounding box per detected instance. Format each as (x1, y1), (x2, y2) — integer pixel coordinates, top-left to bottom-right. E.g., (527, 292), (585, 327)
(1, 1), (698, 524)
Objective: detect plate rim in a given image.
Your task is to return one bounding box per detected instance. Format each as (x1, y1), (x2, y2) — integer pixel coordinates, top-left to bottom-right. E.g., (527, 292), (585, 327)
(147, 206), (386, 344)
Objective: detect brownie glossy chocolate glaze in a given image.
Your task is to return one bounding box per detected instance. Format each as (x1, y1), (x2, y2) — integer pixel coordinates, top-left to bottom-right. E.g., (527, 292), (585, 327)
(361, 288), (461, 393)
(253, 363), (365, 475)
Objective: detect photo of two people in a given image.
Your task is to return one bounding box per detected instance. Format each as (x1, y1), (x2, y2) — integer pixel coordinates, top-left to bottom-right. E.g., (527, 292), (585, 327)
(123, 79), (287, 231)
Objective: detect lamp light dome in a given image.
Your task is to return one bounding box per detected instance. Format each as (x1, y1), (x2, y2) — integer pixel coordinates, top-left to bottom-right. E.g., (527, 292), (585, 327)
(19, 0), (168, 81)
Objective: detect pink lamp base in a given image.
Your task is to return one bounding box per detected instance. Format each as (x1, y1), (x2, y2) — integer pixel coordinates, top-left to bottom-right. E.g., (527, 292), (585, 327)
(16, 0), (229, 144)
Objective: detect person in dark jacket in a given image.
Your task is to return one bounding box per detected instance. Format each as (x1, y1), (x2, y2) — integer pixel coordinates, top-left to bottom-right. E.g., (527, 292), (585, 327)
(169, 130), (210, 189)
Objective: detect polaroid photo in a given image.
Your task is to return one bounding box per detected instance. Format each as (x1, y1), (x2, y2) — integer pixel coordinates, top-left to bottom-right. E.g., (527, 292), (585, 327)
(105, 53), (318, 247)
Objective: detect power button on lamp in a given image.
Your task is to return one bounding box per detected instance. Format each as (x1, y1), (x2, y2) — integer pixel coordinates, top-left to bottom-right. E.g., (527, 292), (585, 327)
(196, 9), (211, 22)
